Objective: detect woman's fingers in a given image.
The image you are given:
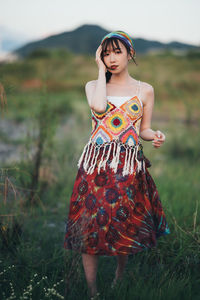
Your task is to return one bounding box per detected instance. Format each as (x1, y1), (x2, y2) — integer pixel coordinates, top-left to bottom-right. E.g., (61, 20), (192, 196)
(96, 44), (102, 56)
(96, 45), (103, 60)
(95, 45), (101, 57)
(154, 130), (165, 141)
(95, 44), (106, 71)
(155, 130), (161, 138)
(155, 130), (165, 140)
(154, 136), (165, 142)
(153, 144), (160, 148)
(152, 141), (162, 148)
(152, 130), (166, 148)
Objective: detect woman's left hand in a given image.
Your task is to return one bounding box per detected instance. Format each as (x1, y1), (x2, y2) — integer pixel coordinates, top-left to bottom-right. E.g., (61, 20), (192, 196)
(152, 130), (165, 148)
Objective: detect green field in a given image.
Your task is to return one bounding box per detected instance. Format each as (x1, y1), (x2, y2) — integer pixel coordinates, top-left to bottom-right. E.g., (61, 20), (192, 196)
(0, 48), (200, 299)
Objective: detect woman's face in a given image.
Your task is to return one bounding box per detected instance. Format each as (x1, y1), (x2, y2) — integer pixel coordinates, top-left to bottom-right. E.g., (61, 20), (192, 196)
(102, 40), (131, 73)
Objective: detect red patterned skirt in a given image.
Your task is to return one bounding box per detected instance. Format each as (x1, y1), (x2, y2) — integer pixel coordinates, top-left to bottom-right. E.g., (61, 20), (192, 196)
(63, 143), (170, 256)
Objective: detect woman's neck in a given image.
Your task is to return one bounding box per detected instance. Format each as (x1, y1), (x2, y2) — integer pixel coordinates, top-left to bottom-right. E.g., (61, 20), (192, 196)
(108, 70), (136, 86)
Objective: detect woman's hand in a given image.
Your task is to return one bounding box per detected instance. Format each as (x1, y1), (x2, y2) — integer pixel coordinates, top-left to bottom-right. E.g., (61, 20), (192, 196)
(95, 44), (107, 72)
(152, 130), (165, 148)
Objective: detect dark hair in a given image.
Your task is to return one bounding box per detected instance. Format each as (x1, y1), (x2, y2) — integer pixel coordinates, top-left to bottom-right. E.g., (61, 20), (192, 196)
(100, 37), (138, 83)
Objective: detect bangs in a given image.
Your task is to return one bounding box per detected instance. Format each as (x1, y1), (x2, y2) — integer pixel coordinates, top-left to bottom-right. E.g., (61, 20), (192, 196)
(101, 38), (121, 56)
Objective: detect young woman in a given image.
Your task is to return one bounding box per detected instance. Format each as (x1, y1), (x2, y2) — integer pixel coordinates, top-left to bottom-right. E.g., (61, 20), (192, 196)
(64, 30), (170, 299)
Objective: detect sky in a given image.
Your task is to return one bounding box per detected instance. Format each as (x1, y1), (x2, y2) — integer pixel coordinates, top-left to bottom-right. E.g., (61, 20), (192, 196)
(1, 0), (200, 46)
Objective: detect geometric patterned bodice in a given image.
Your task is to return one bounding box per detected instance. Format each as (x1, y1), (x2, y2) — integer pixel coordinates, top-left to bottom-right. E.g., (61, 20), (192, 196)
(77, 80), (146, 176)
(91, 94), (143, 146)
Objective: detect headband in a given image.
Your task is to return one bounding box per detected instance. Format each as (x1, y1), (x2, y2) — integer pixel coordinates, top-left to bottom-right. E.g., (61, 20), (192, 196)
(100, 30), (136, 58)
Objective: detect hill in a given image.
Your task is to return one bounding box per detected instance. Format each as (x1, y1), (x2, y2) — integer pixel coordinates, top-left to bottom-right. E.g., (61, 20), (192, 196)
(13, 24), (199, 59)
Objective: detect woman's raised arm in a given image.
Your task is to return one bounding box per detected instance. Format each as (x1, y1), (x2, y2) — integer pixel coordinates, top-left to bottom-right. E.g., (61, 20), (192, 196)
(85, 45), (107, 113)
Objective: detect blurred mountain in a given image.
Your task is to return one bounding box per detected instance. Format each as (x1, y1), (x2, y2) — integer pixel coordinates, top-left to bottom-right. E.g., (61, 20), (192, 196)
(2, 24), (200, 59)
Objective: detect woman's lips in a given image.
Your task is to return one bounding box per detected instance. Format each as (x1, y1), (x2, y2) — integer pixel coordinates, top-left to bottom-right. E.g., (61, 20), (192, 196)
(110, 65), (118, 70)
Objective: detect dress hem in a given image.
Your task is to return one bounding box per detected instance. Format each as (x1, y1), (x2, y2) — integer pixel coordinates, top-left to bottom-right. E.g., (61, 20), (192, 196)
(63, 230), (170, 257)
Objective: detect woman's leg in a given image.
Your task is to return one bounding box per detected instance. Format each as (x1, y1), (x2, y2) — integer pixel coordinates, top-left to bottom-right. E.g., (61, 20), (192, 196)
(82, 253), (99, 297)
(113, 254), (128, 284)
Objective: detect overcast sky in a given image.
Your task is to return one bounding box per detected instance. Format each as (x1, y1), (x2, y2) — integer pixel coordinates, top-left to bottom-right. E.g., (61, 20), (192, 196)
(1, 0), (199, 46)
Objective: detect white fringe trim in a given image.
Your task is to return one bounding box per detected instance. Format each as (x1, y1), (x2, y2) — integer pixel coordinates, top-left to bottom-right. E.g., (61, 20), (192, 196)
(77, 138), (146, 176)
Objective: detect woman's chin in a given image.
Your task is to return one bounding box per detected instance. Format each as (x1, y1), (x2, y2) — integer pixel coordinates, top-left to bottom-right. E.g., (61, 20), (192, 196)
(109, 68), (120, 73)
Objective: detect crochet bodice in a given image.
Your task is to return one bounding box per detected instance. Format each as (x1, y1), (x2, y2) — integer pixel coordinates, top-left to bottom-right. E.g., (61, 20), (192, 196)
(77, 80), (145, 176)
(90, 93), (143, 146)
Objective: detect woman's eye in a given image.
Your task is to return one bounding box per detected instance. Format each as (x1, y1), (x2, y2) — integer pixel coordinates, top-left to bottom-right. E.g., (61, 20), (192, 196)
(103, 51), (121, 56)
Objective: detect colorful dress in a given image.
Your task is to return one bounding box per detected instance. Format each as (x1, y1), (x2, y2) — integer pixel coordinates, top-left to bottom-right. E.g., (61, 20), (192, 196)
(63, 80), (170, 256)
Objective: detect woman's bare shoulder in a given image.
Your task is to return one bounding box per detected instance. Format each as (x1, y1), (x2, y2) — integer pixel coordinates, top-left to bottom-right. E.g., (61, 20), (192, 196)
(140, 80), (154, 106)
(140, 80), (154, 92)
